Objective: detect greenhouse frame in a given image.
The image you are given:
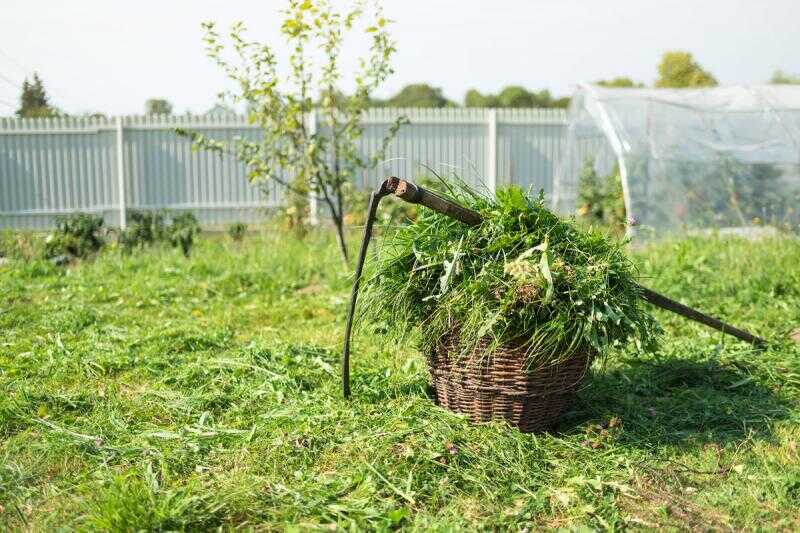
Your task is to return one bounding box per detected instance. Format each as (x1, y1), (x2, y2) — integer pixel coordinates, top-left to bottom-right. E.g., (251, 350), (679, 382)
(554, 84), (800, 238)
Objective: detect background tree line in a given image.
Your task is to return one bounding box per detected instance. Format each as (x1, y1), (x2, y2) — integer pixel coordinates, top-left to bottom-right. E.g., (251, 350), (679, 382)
(363, 51), (798, 109)
(9, 51), (800, 119)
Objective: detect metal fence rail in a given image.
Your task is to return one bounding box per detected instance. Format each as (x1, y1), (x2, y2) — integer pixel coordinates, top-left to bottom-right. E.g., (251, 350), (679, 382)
(0, 108), (611, 230)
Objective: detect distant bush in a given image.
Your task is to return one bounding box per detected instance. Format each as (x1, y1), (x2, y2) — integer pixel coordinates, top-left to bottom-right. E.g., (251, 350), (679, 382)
(44, 213), (105, 260)
(576, 161), (626, 233)
(2, 210), (202, 266)
(119, 210), (168, 252)
(119, 210), (200, 257)
(167, 213), (200, 257)
(227, 222), (248, 242)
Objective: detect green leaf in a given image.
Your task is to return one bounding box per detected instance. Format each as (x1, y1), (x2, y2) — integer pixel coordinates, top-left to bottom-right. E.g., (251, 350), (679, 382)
(532, 237), (548, 253)
(726, 376), (754, 390)
(475, 310), (501, 339)
(387, 508), (408, 524)
(439, 240), (463, 295)
(515, 247), (537, 261)
(538, 237), (554, 304)
(497, 186), (528, 211)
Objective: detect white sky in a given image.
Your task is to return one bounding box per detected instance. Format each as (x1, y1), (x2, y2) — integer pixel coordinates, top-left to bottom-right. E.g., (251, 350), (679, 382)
(1, 0), (798, 115)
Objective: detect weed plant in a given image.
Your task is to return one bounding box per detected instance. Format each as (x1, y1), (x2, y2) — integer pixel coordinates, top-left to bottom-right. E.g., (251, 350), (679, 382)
(168, 213), (200, 257)
(119, 210), (200, 257)
(43, 213), (105, 259)
(118, 210), (168, 252)
(576, 161), (627, 233)
(227, 222), (248, 242)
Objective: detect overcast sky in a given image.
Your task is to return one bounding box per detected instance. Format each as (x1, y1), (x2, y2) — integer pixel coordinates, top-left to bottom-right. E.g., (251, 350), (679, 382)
(1, 0), (798, 115)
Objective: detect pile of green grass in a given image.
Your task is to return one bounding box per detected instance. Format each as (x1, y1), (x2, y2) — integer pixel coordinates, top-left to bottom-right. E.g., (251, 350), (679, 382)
(1, 229), (799, 530)
(360, 186), (660, 367)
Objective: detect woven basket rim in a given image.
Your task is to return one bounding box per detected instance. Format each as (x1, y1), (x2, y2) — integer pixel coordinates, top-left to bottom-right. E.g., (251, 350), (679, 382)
(431, 355), (593, 394)
(431, 331), (595, 397)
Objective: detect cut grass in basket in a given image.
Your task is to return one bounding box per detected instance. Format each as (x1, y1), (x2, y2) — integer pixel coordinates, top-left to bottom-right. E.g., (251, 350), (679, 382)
(359, 181), (662, 370)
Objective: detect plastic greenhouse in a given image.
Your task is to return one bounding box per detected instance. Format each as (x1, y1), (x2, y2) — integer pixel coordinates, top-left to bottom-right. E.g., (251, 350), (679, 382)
(553, 84), (800, 237)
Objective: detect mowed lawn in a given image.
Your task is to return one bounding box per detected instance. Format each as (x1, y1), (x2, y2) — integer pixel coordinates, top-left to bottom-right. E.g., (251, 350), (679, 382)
(1, 229), (800, 531)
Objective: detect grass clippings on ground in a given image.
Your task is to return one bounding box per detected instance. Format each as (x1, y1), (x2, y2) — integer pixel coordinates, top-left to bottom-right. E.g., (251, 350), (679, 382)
(1, 229), (799, 530)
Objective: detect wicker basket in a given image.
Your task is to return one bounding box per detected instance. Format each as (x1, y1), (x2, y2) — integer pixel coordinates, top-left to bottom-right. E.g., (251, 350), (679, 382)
(429, 334), (593, 433)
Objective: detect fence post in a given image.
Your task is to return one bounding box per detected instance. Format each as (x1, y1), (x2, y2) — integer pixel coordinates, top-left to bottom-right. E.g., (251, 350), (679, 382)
(306, 110), (319, 225)
(115, 116), (127, 229)
(487, 109), (497, 194)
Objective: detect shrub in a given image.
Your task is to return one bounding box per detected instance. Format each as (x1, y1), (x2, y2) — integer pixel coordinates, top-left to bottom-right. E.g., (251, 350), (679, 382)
(168, 213), (200, 258)
(226, 222), (248, 242)
(360, 184), (660, 370)
(118, 210), (168, 252)
(117, 211), (199, 257)
(44, 213), (105, 259)
(576, 161), (626, 232)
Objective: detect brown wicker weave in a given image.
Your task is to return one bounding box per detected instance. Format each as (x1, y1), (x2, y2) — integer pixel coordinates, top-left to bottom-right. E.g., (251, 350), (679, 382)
(429, 334), (593, 433)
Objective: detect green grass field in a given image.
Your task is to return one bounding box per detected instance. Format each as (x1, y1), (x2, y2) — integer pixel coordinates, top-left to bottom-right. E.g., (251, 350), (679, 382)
(2, 230), (800, 531)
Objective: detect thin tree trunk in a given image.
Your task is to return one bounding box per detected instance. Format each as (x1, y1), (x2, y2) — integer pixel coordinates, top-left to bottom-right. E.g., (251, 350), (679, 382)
(330, 126), (349, 263)
(332, 180), (348, 263)
(332, 209), (349, 263)
(318, 178), (349, 263)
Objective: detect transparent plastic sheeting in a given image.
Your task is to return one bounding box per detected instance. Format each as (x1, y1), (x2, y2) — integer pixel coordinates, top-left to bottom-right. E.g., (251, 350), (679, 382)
(553, 84), (800, 237)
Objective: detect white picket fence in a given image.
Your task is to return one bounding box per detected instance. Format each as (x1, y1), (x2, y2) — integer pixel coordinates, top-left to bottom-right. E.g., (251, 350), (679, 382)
(0, 108), (607, 230)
